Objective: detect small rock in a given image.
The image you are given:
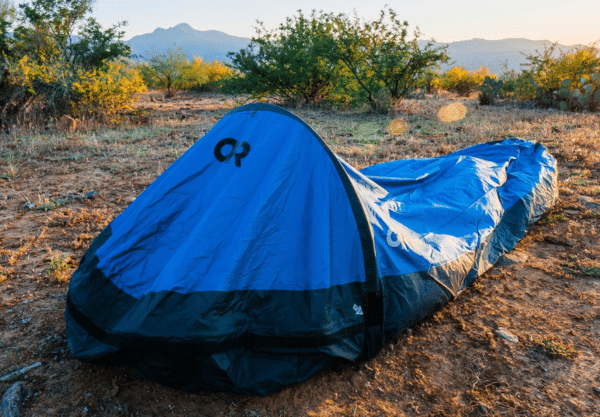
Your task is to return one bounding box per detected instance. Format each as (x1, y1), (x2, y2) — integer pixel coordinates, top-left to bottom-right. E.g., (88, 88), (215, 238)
(84, 191), (98, 200)
(564, 210), (579, 215)
(579, 196), (600, 210)
(593, 386), (600, 395)
(495, 327), (519, 343)
(105, 385), (119, 399)
(544, 235), (574, 247)
(478, 402), (488, 413)
(1, 381), (29, 417)
(56, 115), (78, 134)
(498, 251), (528, 267)
(22, 201), (35, 210)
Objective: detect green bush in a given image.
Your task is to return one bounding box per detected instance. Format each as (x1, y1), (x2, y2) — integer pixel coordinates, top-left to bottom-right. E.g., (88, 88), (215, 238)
(327, 8), (448, 111)
(0, 0), (132, 129)
(434, 66), (493, 96)
(523, 43), (600, 111)
(227, 10), (343, 104)
(228, 8), (449, 110)
(138, 48), (189, 97)
(496, 69), (534, 100)
(139, 51), (236, 96)
(478, 76), (504, 105)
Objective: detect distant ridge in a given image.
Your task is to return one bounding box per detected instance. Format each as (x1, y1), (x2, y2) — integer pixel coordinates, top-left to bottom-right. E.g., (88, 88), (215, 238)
(126, 23), (250, 62)
(126, 23), (583, 72)
(421, 38), (582, 74)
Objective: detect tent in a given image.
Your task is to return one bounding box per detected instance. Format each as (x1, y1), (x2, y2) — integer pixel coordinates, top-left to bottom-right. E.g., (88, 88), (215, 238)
(66, 103), (558, 395)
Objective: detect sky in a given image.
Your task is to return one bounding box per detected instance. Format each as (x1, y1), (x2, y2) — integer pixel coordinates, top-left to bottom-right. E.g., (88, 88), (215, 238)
(89, 0), (599, 45)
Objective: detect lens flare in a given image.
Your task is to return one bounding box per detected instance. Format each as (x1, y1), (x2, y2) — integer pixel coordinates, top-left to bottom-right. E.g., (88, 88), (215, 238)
(437, 103), (467, 123)
(388, 118), (408, 135)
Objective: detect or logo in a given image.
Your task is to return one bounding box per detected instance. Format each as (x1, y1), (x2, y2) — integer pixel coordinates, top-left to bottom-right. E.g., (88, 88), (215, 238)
(214, 138), (251, 167)
(387, 228), (401, 248)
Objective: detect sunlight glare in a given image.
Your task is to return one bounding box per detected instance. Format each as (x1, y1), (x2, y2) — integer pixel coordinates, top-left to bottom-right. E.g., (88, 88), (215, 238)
(437, 103), (467, 123)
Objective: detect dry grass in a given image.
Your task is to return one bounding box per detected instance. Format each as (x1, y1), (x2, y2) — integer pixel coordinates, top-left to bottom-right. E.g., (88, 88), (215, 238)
(1, 91), (599, 416)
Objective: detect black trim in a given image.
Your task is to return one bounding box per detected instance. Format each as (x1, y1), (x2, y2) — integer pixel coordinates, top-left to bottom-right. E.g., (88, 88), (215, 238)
(67, 292), (366, 354)
(224, 103), (384, 359)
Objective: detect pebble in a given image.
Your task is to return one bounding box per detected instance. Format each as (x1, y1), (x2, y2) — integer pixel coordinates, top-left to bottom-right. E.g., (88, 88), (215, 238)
(495, 327), (519, 343)
(593, 386), (600, 395)
(563, 210), (579, 215)
(579, 196), (600, 210)
(1, 381), (28, 417)
(84, 191), (98, 200)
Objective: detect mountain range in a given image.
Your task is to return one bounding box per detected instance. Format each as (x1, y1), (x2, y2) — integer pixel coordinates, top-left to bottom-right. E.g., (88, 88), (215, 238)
(126, 23), (581, 74)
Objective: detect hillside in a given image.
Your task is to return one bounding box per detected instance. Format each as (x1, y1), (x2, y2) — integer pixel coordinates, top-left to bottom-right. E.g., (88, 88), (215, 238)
(126, 23), (250, 62)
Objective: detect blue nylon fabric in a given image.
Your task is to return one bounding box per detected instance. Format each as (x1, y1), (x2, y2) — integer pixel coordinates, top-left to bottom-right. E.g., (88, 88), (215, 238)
(356, 139), (557, 292)
(95, 109), (366, 298)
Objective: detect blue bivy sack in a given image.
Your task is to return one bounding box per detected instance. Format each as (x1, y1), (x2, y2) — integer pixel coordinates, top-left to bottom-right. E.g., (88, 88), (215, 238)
(66, 103), (558, 394)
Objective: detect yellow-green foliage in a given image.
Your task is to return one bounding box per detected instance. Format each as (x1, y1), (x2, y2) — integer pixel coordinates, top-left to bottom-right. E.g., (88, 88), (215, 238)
(182, 58), (235, 92)
(138, 54), (234, 95)
(434, 66), (495, 96)
(525, 44), (600, 111)
(10, 53), (69, 94)
(72, 61), (146, 122)
(529, 47), (600, 92)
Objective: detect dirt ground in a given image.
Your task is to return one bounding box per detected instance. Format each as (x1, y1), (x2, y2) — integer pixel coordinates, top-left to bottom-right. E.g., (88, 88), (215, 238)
(1, 91), (599, 416)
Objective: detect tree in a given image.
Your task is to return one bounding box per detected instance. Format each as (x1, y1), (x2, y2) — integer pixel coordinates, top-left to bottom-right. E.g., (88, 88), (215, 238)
(228, 10), (342, 103)
(1, 0), (136, 127)
(0, 0), (16, 89)
(70, 17), (131, 70)
(328, 8), (449, 111)
(0, 0), (15, 56)
(140, 48), (189, 97)
(227, 8), (449, 110)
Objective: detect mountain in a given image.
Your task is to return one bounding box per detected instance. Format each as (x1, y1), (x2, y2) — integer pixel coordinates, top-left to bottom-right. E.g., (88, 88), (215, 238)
(126, 23), (250, 62)
(420, 38), (582, 74)
(126, 23), (583, 73)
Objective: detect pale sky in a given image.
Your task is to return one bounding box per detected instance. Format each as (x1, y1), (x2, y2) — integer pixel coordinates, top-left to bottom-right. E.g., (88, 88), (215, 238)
(88, 0), (599, 45)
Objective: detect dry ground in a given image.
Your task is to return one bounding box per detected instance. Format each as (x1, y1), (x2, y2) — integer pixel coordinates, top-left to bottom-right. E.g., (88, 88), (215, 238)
(1, 91), (599, 416)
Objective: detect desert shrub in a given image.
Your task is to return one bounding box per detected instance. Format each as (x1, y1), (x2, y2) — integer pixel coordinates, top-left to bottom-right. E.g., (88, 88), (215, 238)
(327, 8), (448, 111)
(496, 69), (534, 100)
(139, 52), (235, 96)
(183, 58), (234, 92)
(227, 10), (343, 104)
(0, 0), (132, 129)
(434, 66), (494, 96)
(0, 0), (15, 59)
(138, 48), (189, 97)
(228, 8), (448, 110)
(523, 43), (600, 111)
(478, 76), (504, 105)
(72, 61), (146, 122)
(417, 69), (441, 94)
